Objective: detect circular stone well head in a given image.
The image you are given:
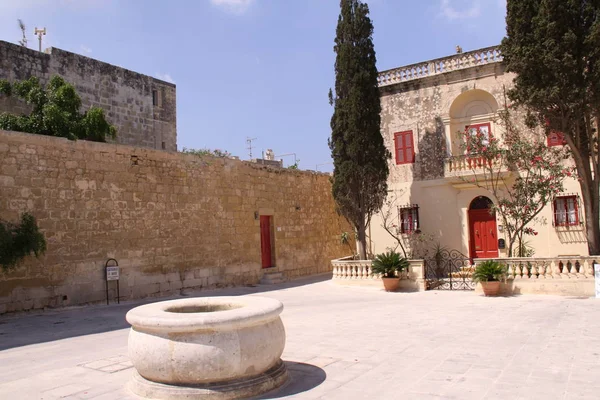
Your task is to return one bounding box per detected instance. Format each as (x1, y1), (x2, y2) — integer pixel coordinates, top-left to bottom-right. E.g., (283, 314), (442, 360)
(126, 296), (287, 396)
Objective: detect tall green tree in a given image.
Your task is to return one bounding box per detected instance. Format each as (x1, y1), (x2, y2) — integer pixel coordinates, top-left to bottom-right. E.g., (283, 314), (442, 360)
(501, 0), (600, 254)
(0, 75), (116, 142)
(329, 0), (390, 260)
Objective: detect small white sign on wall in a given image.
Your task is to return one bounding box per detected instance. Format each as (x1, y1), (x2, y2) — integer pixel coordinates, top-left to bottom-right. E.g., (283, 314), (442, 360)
(106, 266), (120, 281)
(595, 264), (600, 298)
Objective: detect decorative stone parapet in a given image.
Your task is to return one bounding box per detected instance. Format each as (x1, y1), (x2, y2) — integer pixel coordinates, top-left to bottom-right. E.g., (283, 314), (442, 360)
(377, 46), (503, 87)
(331, 256), (426, 291)
(474, 256), (598, 296)
(474, 256), (598, 279)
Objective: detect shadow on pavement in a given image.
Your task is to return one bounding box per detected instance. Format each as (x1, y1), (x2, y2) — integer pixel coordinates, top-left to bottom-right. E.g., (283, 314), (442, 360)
(255, 361), (327, 399)
(0, 273), (332, 351)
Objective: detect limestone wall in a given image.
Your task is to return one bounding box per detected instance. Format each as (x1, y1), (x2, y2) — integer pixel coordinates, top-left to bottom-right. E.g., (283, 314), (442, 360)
(0, 40), (176, 151)
(0, 130), (351, 314)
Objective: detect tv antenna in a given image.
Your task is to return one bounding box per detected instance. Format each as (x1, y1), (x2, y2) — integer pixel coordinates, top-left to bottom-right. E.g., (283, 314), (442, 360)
(246, 137), (258, 159)
(34, 27), (46, 52)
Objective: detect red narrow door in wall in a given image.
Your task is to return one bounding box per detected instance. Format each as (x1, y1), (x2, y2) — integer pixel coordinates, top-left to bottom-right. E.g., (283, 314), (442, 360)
(260, 216), (272, 268)
(468, 210), (499, 259)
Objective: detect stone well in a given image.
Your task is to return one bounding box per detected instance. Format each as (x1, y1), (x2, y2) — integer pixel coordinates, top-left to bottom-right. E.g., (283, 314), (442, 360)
(126, 296), (288, 399)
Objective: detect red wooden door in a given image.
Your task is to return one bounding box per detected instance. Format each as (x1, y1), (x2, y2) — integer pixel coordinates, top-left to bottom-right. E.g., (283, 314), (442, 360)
(260, 216), (272, 268)
(468, 210), (499, 259)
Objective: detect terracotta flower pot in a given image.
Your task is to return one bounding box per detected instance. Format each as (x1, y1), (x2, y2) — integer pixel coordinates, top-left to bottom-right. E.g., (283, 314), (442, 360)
(481, 281), (501, 296)
(382, 277), (400, 292)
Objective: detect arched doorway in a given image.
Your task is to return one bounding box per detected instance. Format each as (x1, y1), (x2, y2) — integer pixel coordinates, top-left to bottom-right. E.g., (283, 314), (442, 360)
(468, 196), (499, 259)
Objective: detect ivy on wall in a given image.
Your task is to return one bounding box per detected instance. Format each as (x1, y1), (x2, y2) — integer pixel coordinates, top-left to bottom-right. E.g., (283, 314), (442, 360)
(0, 213), (46, 271)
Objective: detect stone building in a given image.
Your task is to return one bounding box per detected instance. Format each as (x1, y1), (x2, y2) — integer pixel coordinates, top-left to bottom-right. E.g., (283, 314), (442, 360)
(0, 40), (176, 151)
(369, 45), (588, 259)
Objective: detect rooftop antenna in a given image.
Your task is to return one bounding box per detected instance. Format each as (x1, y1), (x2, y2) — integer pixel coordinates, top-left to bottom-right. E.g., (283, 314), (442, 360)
(34, 27), (46, 52)
(246, 137), (258, 159)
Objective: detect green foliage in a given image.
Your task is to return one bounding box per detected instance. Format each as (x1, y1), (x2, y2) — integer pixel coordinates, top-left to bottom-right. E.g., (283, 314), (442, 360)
(287, 159), (300, 170)
(0, 213), (46, 271)
(501, 0), (600, 254)
(371, 251), (409, 278)
(340, 231), (350, 245)
(0, 76), (116, 142)
(515, 239), (535, 258)
(472, 260), (507, 283)
(182, 147), (232, 158)
(329, 0), (391, 260)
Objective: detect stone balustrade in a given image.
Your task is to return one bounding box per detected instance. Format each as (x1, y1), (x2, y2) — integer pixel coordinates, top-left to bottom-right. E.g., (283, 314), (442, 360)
(443, 155), (511, 185)
(475, 256), (598, 280)
(331, 255), (595, 296)
(331, 256), (425, 291)
(444, 155), (504, 175)
(377, 46), (503, 87)
(474, 256), (597, 296)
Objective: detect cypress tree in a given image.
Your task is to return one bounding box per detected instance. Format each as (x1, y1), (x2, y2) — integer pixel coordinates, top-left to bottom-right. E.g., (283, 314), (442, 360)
(329, 0), (390, 260)
(501, 0), (600, 254)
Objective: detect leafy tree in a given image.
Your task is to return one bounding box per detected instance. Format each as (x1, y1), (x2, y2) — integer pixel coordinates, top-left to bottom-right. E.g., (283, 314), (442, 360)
(0, 76), (116, 142)
(460, 100), (572, 257)
(329, 0), (390, 260)
(501, 0), (600, 254)
(0, 213), (46, 271)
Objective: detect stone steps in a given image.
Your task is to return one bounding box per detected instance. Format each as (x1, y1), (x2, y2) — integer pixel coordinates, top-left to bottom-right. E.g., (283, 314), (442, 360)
(260, 271), (286, 285)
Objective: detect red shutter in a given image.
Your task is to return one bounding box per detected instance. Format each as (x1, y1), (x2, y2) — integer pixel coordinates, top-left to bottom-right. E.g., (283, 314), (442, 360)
(394, 133), (404, 164)
(394, 131), (414, 165)
(404, 132), (414, 163)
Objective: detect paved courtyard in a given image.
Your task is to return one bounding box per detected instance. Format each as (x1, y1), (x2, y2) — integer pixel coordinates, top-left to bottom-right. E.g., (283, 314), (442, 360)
(1, 275), (599, 399)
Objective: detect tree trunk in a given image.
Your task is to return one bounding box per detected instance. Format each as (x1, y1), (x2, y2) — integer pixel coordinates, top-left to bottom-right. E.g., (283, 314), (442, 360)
(580, 178), (600, 255)
(356, 218), (367, 260)
(566, 135), (600, 255)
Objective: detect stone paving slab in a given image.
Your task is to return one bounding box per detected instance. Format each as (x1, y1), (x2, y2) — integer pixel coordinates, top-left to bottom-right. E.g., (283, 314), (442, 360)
(1, 275), (599, 399)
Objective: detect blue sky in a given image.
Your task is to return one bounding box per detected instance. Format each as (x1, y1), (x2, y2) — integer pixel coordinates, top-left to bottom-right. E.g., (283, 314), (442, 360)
(0, 0), (507, 171)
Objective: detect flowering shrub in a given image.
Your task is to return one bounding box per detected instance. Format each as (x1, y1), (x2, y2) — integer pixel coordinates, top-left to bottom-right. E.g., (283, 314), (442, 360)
(460, 101), (572, 257)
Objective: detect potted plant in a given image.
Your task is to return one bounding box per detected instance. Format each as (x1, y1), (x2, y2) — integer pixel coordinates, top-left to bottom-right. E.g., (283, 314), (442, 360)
(472, 260), (506, 296)
(371, 251), (409, 292)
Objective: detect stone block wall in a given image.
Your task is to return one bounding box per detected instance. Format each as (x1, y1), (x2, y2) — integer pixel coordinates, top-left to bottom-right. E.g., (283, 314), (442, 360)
(0, 40), (176, 151)
(0, 130), (351, 314)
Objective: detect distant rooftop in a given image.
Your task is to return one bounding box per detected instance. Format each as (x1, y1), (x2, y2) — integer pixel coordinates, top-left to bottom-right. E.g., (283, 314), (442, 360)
(377, 45), (503, 87)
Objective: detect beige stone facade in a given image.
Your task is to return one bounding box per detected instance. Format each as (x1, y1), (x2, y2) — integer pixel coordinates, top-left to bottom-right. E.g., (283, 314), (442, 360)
(0, 40), (176, 151)
(370, 46), (589, 259)
(0, 130), (351, 314)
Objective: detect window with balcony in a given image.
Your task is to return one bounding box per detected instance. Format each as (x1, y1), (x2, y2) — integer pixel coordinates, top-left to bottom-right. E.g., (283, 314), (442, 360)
(394, 131), (414, 165)
(466, 122), (491, 150)
(399, 205), (419, 234)
(553, 195), (579, 227)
